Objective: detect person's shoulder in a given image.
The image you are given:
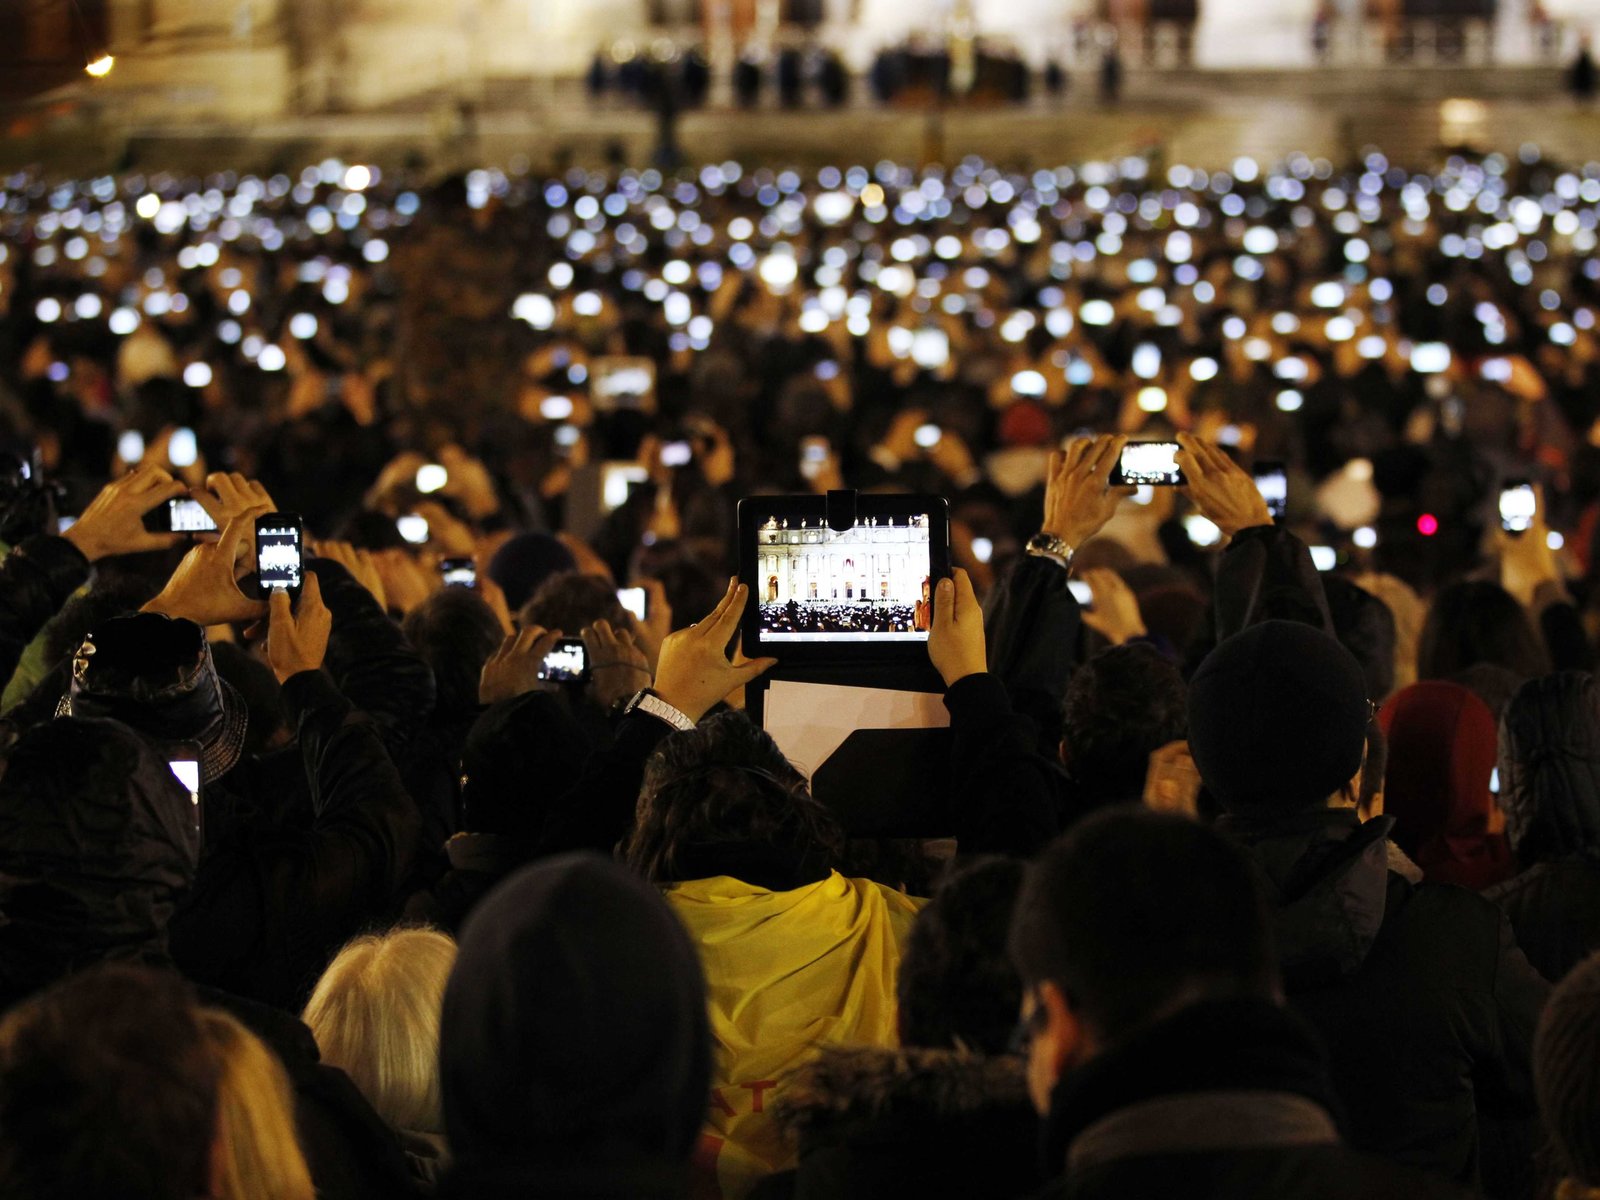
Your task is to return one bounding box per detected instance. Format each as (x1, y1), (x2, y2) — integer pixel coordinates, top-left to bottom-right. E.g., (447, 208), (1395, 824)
(1379, 874), (1513, 973)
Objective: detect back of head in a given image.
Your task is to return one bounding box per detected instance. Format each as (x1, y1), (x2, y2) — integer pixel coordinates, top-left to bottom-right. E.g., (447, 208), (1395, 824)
(1323, 576), (1397, 703)
(1187, 620), (1370, 814)
(519, 571), (630, 638)
(1499, 671), (1600, 863)
(198, 1008), (314, 1200)
(1377, 681), (1497, 862)
(1536, 950), (1600, 1190)
(1061, 644), (1186, 808)
(303, 928), (458, 1135)
(1008, 809), (1279, 1045)
(1418, 580), (1549, 684)
(898, 857), (1025, 1056)
(402, 589), (505, 717)
(458, 692), (592, 840)
(440, 854), (711, 1175)
(486, 533), (577, 611)
(0, 717), (196, 988)
(623, 711), (843, 885)
(0, 965), (218, 1200)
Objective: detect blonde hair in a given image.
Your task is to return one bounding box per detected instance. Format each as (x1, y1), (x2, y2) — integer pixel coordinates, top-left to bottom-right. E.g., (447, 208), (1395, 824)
(302, 928), (457, 1135)
(198, 1009), (315, 1200)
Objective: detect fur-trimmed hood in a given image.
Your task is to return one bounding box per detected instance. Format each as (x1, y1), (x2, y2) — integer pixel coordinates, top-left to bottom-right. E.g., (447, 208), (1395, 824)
(775, 1044), (1029, 1140)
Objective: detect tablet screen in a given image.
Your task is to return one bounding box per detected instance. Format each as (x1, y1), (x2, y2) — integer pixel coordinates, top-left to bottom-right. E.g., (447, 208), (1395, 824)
(754, 514), (933, 642)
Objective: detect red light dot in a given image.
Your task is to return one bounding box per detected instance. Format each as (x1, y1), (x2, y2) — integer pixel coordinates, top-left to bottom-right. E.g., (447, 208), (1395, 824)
(1417, 513), (1439, 537)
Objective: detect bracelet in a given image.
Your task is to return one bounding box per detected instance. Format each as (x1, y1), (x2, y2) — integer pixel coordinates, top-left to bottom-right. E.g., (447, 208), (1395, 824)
(593, 661), (651, 673)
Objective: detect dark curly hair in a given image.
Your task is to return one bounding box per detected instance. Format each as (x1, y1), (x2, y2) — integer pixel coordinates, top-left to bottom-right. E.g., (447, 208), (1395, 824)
(402, 588), (505, 716)
(1061, 643), (1187, 808)
(623, 712), (845, 884)
(519, 572), (631, 637)
(897, 857), (1025, 1055)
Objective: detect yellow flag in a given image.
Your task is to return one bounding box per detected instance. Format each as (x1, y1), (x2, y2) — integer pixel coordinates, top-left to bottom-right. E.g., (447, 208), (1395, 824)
(666, 871), (925, 1200)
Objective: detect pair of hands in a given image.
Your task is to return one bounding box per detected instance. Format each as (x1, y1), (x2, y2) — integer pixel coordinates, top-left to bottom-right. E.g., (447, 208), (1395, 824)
(64, 468), (277, 564)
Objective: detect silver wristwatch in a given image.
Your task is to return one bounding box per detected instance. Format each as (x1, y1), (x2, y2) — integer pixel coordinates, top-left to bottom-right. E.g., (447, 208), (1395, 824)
(623, 689), (696, 731)
(1025, 532), (1075, 570)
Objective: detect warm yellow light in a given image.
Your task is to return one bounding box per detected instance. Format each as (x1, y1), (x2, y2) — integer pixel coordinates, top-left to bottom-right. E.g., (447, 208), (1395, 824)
(85, 55), (114, 78)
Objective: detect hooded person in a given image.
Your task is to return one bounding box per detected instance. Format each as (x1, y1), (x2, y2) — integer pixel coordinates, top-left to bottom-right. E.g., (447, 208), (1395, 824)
(1189, 620), (1548, 1190)
(1487, 672), (1600, 983)
(1377, 682), (1515, 891)
(438, 853), (712, 1200)
(622, 713), (924, 1199)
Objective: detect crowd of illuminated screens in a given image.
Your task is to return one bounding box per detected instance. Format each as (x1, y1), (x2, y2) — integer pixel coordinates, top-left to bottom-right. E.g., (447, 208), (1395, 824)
(5, 147), (1600, 409)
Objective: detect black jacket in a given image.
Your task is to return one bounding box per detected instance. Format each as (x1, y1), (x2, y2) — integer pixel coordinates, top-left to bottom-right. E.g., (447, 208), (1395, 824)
(984, 553), (1084, 754)
(768, 1044), (1041, 1200)
(169, 669), (420, 1008)
(1221, 808), (1548, 1188)
(1037, 998), (1470, 1200)
(1488, 671), (1600, 983)
(0, 533), (89, 696)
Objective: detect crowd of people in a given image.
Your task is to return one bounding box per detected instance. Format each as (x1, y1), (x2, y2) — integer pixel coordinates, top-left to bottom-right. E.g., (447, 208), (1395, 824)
(5, 144), (1600, 1198)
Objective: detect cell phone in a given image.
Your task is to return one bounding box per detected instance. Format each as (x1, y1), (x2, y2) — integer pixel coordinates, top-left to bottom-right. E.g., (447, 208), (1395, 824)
(911, 328), (949, 370)
(799, 436), (830, 481)
(143, 497), (220, 534)
(439, 557), (477, 588)
(970, 536), (993, 564)
(397, 513), (430, 545)
(1310, 545), (1338, 572)
(1112, 442), (1185, 487)
(168, 427), (199, 469)
(1253, 461), (1288, 520)
(56, 515), (76, 534)
(617, 586), (649, 621)
(537, 637), (590, 683)
(1410, 342), (1451, 374)
(590, 356), (657, 413)
(1500, 481), (1536, 536)
(167, 743), (203, 852)
(553, 424), (581, 455)
(254, 512), (305, 598)
(913, 423), (943, 449)
(660, 440), (693, 469)
(1068, 579), (1095, 610)
(416, 463), (449, 494)
(601, 463), (649, 514)
(1481, 357), (1512, 383)
(117, 429), (145, 463)
(814, 360), (840, 382)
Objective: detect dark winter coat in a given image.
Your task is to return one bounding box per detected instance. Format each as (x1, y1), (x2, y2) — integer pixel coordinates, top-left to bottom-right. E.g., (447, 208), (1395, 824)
(1488, 670), (1600, 982)
(769, 1044), (1041, 1200)
(1036, 998), (1472, 1200)
(0, 533), (89, 697)
(1221, 808), (1548, 1188)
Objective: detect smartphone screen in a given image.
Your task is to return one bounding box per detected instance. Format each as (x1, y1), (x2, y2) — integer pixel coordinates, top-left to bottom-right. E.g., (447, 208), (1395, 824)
(1310, 545), (1338, 572)
(416, 463), (449, 494)
(1481, 357), (1512, 383)
(397, 513), (430, 545)
(911, 328), (949, 369)
(169, 497), (219, 533)
(799, 436), (830, 481)
(1253, 462), (1288, 520)
(1068, 579), (1095, 610)
(168, 751), (202, 850)
(660, 440), (693, 468)
(913, 423), (943, 449)
(617, 586), (648, 622)
(439, 557), (477, 588)
(537, 637), (589, 683)
(1112, 442), (1185, 486)
(1500, 481), (1536, 535)
(1410, 342), (1451, 374)
(254, 514), (304, 596)
(970, 536), (993, 564)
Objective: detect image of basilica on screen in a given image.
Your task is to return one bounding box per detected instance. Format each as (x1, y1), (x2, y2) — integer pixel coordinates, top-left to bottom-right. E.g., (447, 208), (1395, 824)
(756, 515), (932, 640)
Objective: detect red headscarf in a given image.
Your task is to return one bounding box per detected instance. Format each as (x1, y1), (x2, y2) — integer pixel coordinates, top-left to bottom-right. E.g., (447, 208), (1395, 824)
(1378, 681), (1514, 891)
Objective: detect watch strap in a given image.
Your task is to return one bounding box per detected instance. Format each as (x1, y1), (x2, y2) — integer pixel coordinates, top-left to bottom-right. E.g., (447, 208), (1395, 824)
(625, 689), (695, 732)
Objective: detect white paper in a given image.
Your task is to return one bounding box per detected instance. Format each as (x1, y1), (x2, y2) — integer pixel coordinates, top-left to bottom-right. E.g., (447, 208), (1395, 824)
(763, 680), (950, 779)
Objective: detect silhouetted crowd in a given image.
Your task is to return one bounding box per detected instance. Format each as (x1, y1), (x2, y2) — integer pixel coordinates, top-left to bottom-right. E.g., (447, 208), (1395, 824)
(6, 148), (1600, 1199)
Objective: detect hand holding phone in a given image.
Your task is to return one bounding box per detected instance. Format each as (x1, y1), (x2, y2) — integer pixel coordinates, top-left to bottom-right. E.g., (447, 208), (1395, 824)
(265, 569), (332, 684)
(617, 586), (649, 622)
(537, 637), (591, 684)
(1499, 481), (1536, 536)
(144, 496), (220, 534)
(1252, 461), (1288, 520)
(1111, 441), (1185, 486)
(255, 512), (305, 598)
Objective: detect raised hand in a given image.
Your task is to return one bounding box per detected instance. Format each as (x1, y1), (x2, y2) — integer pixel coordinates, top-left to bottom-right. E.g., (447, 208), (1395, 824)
(479, 624), (564, 705)
(140, 513), (268, 626)
(1175, 434), (1274, 541)
(584, 618), (653, 710)
(63, 465), (188, 562)
(653, 578), (776, 723)
(1043, 435), (1129, 548)
(928, 568), (987, 688)
(266, 573), (333, 684)
(1079, 567), (1147, 646)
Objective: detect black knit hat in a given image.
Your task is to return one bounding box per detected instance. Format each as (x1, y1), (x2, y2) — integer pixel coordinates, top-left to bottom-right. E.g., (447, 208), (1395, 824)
(56, 614), (247, 786)
(1187, 620), (1370, 813)
(1536, 950), (1600, 1187)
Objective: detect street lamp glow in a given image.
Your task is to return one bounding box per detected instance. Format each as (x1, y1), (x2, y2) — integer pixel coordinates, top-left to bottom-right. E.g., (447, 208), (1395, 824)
(85, 55), (114, 78)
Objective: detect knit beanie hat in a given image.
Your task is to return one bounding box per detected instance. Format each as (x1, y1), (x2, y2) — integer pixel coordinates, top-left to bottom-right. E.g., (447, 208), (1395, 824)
(1537, 950), (1600, 1188)
(1188, 620), (1370, 813)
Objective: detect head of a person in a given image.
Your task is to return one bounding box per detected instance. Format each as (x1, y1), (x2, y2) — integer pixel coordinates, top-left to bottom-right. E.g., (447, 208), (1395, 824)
(302, 928), (458, 1136)
(458, 692), (593, 841)
(519, 571), (630, 636)
(0, 965), (220, 1200)
(1418, 580), (1550, 685)
(1498, 671), (1600, 865)
(1060, 643), (1187, 808)
(440, 854), (711, 1179)
(402, 589), (505, 716)
(58, 612), (247, 785)
(1536, 950), (1600, 1192)
(198, 1008), (315, 1200)
(1324, 576), (1398, 703)
(487, 532), (578, 611)
(1377, 682), (1500, 870)
(1008, 809), (1279, 1114)
(897, 857), (1026, 1056)
(1186, 621), (1371, 817)
(0, 718), (197, 991)
(623, 712), (844, 885)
